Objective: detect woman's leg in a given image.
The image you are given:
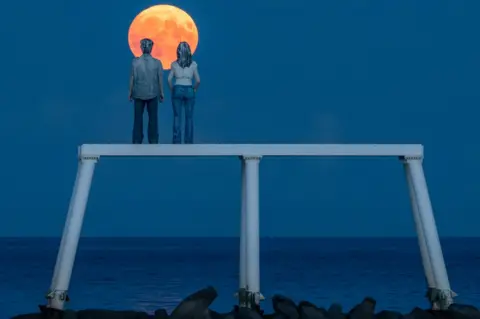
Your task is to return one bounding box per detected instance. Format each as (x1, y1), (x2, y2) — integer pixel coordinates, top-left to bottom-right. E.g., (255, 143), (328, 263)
(184, 88), (196, 144)
(172, 94), (183, 144)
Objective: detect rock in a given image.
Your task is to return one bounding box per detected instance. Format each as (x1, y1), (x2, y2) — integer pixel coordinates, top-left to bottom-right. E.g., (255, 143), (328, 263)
(223, 311), (239, 319)
(209, 309), (241, 319)
(429, 309), (477, 319)
(328, 303), (346, 319)
(272, 294), (299, 319)
(10, 290), (480, 319)
(10, 314), (43, 319)
(37, 305), (64, 319)
(237, 307), (263, 319)
(262, 313), (275, 319)
(209, 309), (228, 319)
(63, 310), (79, 319)
(449, 304), (480, 319)
(404, 307), (434, 319)
(298, 301), (326, 319)
(154, 309), (169, 319)
(12, 307), (76, 319)
(348, 297), (376, 319)
(223, 310), (242, 319)
(170, 286), (218, 319)
(375, 310), (403, 319)
(76, 310), (149, 319)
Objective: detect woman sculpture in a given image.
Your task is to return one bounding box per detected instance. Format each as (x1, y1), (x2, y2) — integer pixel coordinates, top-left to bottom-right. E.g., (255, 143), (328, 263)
(168, 41), (201, 144)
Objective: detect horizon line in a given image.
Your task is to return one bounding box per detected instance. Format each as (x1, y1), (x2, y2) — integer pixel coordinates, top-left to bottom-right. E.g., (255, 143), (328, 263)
(0, 235), (478, 239)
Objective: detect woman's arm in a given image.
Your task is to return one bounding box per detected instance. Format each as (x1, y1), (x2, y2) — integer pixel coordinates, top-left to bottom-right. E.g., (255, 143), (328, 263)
(193, 63), (200, 91)
(168, 64), (174, 91)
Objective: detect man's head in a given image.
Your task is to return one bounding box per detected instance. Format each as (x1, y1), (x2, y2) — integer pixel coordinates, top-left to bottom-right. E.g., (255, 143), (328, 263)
(140, 38), (154, 54)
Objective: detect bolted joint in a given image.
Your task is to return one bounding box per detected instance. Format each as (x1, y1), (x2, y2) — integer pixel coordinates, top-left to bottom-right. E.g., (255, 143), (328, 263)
(77, 146), (100, 162)
(45, 289), (70, 303)
(427, 288), (454, 310)
(238, 288), (263, 309)
(240, 155), (262, 161)
(238, 288), (248, 308)
(79, 156), (100, 163)
(399, 155), (423, 163)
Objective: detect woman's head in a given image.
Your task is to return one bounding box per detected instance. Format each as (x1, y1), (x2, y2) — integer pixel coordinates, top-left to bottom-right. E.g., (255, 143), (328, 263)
(176, 41), (192, 68)
(140, 38), (154, 54)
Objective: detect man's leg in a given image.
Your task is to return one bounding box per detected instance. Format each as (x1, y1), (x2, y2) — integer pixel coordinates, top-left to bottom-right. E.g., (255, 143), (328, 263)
(184, 90), (196, 144)
(172, 95), (183, 144)
(132, 99), (145, 144)
(146, 97), (159, 144)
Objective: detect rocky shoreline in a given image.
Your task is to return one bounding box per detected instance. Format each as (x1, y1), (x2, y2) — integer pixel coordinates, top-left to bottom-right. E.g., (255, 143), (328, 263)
(11, 286), (480, 319)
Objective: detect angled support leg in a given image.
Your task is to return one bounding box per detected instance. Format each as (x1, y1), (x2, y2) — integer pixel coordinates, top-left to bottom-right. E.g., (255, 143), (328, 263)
(46, 156), (98, 310)
(49, 163), (82, 293)
(403, 160), (436, 303)
(404, 157), (455, 309)
(240, 155), (263, 309)
(237, 158), (248, 307)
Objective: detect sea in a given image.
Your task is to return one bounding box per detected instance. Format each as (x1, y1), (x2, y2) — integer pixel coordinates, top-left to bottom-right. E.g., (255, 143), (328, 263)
(1, 237), (479, 318)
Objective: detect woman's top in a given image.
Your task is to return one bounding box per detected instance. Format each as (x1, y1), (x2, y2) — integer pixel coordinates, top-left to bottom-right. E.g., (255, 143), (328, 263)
(168, 61), (200, 86)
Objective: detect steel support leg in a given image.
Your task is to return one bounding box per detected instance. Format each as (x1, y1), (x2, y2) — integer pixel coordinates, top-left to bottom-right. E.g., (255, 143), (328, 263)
(242, 156), (262, 309)
(405, 158), (454, 309)
(49, 162), (81, 294)
(404, 161), (436, 295)
(47, 157), (97, 310)
(238, 158), (248, 307)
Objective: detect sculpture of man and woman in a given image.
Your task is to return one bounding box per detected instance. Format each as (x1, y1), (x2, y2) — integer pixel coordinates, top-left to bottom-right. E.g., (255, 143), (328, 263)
(128, 38), (200, 144)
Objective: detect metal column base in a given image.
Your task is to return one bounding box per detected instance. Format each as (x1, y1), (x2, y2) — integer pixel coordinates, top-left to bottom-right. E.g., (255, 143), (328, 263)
(46, 289), (70, 305)
(426, 287), (457, 310)
(237, 288), (265, 309)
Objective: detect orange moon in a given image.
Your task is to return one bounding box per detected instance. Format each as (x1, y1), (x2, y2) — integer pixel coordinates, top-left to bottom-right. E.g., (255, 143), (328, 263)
(128, 5), (199, 70)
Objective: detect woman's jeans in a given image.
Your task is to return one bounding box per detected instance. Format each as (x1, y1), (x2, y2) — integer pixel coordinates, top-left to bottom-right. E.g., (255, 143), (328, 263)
(172, 85), (195, 144)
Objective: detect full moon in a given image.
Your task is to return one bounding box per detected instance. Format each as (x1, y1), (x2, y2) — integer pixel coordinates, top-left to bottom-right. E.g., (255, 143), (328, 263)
(128, 5), (199, 70)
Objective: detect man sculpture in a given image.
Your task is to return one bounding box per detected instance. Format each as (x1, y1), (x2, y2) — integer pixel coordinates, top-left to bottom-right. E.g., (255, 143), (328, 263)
(129, 38), (165, 144)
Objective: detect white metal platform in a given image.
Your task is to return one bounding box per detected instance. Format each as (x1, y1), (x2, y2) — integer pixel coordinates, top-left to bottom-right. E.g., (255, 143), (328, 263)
(46, 144), (455, 311)
(79, 143), (423, 157)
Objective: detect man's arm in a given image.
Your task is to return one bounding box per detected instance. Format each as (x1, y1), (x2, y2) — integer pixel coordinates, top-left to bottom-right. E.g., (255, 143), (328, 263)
(158, 61), (164, 100)
(128, 61), (134, 100)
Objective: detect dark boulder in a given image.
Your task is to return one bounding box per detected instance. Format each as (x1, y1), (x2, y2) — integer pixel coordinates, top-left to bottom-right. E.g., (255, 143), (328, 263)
(328, 303), (346, 319)
(272, 294), (299, 319)
(154, 309), (169, 319)
(223, 311), (239, 319)
(63, 310), (78, 319)
(37, 305), (65, 319)
(375, 310), (403, 319)
(298, 301), (326, 319)
(170, 286), (218, 319)
(76, 309), (149, 319)
(12, 307), (77, 319)
(449, 304), (480, 319)
(403, 307), (434, 319)
(348, 297), (376, 319)
(10, 314), (43, 319)
(209, 309), (229, 319)
(237, 307), (263, 319)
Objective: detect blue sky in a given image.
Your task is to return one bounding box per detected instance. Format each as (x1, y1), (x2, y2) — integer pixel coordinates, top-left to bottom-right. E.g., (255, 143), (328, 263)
(0, 0), (479, 237)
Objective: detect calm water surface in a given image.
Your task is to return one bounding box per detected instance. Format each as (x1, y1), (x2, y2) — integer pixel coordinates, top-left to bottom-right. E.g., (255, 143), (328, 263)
(1, 237), (479, 317)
